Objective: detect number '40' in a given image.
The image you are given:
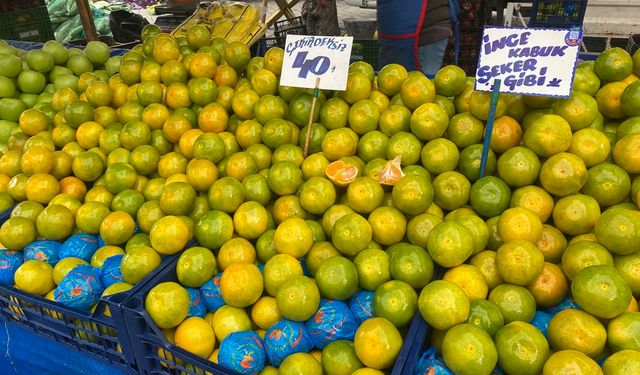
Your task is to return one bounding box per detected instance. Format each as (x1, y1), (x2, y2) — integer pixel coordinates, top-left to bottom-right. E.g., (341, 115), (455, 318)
(292, 51), (330, 79)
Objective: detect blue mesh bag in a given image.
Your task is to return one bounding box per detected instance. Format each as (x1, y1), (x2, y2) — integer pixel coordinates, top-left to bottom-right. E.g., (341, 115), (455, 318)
(299, 258), (310, 276)
(59, 233), (99, 262)
(100, 254), (124, 287)
(24, 240), (61, 266)
(186, 287), (207, 318)
(218, 331), (267, 375)
(531, 310), (552, 338)
(97, 234), (106, 249)
(414, 347), (452, 375)
(54, 264), (105, 311)
(348, 290), (375, 324)
(305, 299), (358, 349)
(543, 294), (581, 315)
(200, 273), (225, 313)
(0, 250), (23, 285)
(264, 319), (313, 366)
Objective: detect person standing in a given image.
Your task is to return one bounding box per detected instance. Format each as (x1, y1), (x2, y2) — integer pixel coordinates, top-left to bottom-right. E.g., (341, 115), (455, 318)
(377, 0), (453, 77)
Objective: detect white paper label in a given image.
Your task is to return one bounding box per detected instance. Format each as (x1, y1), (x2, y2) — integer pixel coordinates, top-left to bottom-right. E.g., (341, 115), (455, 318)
(280, 35), (354, 91)
(474, 26), (582, 98)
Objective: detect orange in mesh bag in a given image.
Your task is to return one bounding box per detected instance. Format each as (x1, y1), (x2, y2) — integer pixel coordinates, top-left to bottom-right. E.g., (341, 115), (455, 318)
(376, 156), (405, 186)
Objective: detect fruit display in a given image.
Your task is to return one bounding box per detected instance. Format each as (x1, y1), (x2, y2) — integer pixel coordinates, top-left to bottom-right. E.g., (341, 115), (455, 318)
(406, 49), (640, 374)
(0, 22), (639, 374)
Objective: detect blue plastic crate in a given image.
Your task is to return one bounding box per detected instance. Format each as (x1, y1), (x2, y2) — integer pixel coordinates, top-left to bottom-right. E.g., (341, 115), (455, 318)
(122, 254), (419, 375)
(0, 206), (180, 373)
(399, 314), (433, 375)
(121, 255), (238, 375)
(252, 37), (282, 57)
(0, 205), (13, 222)
(529, 0), (588, 28)
(0, 284), (137, 372)
(391, 312), (430, 375)
(398, 266), (446, 375)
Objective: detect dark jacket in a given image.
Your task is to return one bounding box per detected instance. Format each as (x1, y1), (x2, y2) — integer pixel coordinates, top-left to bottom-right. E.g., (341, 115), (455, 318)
(419, 0), (453, 45)
(377, 0), (453, 70)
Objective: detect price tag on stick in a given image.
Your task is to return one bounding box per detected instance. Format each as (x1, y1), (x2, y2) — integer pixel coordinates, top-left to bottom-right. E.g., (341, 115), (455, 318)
(280, 35), (354, 91)
(480, 79), (502, 178)
(303, 77), (321, 157)
(474, 26), (582, 98)
(474, 26), (582, 177)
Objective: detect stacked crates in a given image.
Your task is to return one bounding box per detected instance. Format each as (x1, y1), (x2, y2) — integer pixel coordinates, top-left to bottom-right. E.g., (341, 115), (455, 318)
(274, 16), (307, 46)
(350, 39), (379, 71)
(0, 0), (54, 42)
(443, 0), (488, 76)
(254, 17), (307, 57)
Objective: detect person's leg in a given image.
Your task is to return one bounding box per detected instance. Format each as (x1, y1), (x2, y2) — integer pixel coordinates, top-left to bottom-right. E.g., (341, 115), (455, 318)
(418, 38), (449, 78)
(378, 41), (415, 71)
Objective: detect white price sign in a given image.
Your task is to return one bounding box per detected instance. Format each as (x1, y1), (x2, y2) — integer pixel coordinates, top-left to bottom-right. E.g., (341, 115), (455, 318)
(280, 35), (354, 91)
(474, 26), (582, 98)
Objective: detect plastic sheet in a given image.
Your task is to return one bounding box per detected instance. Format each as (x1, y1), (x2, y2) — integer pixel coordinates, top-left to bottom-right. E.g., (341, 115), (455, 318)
(218, 331), (267, 375)
(186, 287), (207, 318)
(54, 264), (105, 311)
(348, 290), (375, 324)
(24, 240), (61, 266)
(305, 299), (358, 349)
(47, 0), (127, 43)
(59, 233), (99, 262)
(100, 254), (125, 287)
(200, 273), (225, 313)
(0, 320), (128, 375)
(414, 347), (452, 375)
(264, 319), (313, 366)
(0, 250), (23, 285)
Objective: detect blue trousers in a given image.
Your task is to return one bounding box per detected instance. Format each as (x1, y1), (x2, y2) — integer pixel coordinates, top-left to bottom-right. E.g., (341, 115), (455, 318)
(419, 38), (449, 78)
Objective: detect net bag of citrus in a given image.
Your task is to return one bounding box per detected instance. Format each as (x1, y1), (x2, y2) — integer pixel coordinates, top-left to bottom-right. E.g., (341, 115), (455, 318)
(543, 294), (580, 315)
(100, 254), (124, 287)
(348, 290), (375, 324)
(185, 287), (207, 318)
(200, 273), (225, 312)
(0, 250), (23, 285)
(218, 330), (267, 375)
(531, 310), (553, 338)
(377, 156), (405, 186)
(415, 347), (452, 375)
(305, 299), (358, 349)
(59, 233), (99, 262)
(24, 240), (60, 266)
(264, 319), (313, 366)
(54, 264), (105, 311)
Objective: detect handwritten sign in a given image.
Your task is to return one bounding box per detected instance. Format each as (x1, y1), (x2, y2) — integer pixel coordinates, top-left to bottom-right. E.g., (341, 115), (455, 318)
(280, 35), (354, 91)
(474, 26), (582, 98)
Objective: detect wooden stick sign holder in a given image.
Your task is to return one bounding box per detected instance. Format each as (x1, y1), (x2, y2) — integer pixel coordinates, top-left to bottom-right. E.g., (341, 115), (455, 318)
(303, 77), (321, 157)
(75, 0), (98, 41)
(480, 79), (502, 178)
